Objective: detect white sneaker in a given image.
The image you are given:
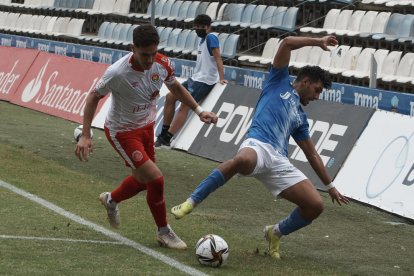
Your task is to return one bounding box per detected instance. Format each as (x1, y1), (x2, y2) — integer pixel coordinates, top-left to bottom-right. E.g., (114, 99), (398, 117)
(157, 226), (187, 250)
(99, 192), (120, 228)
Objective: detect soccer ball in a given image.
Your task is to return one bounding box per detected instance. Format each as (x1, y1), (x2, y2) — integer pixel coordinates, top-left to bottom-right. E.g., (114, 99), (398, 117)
(195, 234), (229, 267)
(74, 125), (93, 142)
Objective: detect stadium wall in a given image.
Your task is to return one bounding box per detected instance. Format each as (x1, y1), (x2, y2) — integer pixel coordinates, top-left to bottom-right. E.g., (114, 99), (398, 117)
(1, 45), (413, 220)
(1, 33), (414, 116)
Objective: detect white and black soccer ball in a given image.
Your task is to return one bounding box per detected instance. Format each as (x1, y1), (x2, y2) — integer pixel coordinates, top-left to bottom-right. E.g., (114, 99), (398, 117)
(195, 234), (229, 267)
(74, 125), (93, 142)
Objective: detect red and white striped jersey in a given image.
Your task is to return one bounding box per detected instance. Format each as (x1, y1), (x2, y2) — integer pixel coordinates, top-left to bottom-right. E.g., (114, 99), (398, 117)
(94, 52), (175, 132)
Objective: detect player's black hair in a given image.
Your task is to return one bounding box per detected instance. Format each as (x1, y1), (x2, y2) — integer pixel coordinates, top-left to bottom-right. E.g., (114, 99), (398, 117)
(296, 65), (332, 89)
(194, 14), (212, 26)
(133, 25), (160, 48)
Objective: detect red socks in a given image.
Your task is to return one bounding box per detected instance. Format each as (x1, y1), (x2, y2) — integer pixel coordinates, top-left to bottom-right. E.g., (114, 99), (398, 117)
(111, 176), (146, 203)
(146, 176), (167, 228)
(110, 175), (167, 228)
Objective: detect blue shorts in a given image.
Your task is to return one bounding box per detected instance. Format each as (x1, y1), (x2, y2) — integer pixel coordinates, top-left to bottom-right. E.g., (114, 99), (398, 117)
(182, 78), (215, 102)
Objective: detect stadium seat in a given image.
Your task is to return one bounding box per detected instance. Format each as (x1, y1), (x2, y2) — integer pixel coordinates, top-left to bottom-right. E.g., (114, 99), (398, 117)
(358, 12), (391, 40)
(79, 20), (108, 41)
(251, 5), (276, 29)
(221, 34), (240, 59)
(181, 30), (197, 54)
(300, 9), (340, 34)
(195, 1), (209, 17)
(371, 13), (405, 40)
(205, 2), (219, 21)
(334, 10), (366, 36)
(329, 46), (362, 75)
(166, 0), (182, 22)
(93, 21), (116, 42)
(128, 0), (152, 19)
(172, 29), (191, 53)
(212, 3), (245, 27)
(323, 10), (353, 34)
(230, 4), (255, 28)
(112, 23), (132, 45)
(212, 3), (227, 23)
(121, 24), (139, 46)
(345, 11), (378, 37)
(277, 7), (299, 32)
(342, 48), (377, 78)
(162, 28), (182, 52)
(238, 37), (280, 64)
(158, 0), (174, 21)
(171, 0), (191, 23)
(183, 1), (200, 23)
(143, 0), (165, 20)
(384, 14), (414, 41)
(240, 5), (266, 29)
(158, 27), (173, 50)
(381, 52), (414, 82)
(377, 51), (403, 79)
(260, 6), (287, 30)
(322, 45), (350, 73)
(111, 0), (131, 16)
(289, 46), (313, 68)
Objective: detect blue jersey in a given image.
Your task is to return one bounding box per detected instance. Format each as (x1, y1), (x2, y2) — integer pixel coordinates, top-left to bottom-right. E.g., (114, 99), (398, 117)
(246, 66), (310, 157)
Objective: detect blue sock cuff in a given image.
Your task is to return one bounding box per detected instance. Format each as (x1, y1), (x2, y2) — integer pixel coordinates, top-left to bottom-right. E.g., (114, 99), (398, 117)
(212, 168), (226, 182)
(278, 208), (312, 236)
(190, 169), (226, 203)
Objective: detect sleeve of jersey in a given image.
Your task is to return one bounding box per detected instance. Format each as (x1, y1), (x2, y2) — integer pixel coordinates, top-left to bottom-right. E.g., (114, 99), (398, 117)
(93, 68), (115, 98)
(206, 34), (220, 50)
(161, 57), (176, 85)
(264, 66), (289, 87)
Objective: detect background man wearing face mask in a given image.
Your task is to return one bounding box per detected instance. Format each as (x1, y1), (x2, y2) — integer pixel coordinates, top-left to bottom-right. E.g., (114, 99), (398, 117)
(156, 14), (227, 148)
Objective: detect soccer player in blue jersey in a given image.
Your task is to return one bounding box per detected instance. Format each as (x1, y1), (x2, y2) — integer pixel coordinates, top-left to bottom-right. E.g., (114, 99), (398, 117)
(156, 14), (227, 147)
(171, 35), (350, 259)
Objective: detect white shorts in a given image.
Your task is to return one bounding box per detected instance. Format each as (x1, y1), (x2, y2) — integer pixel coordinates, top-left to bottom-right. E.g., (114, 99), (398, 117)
(238, 138), (307, 198)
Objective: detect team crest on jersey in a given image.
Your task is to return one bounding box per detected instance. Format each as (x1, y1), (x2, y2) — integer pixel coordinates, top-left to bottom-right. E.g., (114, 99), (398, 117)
(132, 150), (143, 162)
(280, 91), (291, 100)
(151, 73), (160, 82)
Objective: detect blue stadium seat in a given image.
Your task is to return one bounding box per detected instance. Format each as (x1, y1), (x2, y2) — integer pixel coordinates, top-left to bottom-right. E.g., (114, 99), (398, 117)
(172, 29), (191, 53)
(239, 5), (266, 28)
(181, 30), (197, 54)
(221, 34), (239, 59)
(372, 13), (405, 40)
(230, 4), (255, 28)
(163, 28), (182, 52)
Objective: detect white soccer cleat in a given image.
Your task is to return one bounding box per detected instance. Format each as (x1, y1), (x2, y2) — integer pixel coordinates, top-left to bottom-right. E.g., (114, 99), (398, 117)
(157, 226), (187, 250)
(99, 192), (120, 228)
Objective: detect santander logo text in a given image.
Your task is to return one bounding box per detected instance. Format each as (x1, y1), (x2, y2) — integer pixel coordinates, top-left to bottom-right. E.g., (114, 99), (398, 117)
(20, 60), (99, 117)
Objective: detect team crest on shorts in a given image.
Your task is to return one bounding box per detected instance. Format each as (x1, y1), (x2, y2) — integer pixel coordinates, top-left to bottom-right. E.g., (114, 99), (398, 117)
(151, 73), (160, 82)
(132, 150), (143, 162)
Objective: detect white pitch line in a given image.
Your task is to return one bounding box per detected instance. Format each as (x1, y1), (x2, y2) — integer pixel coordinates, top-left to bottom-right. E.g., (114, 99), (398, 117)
(0, 235), (124, 245)
(0, 180), (208, 276)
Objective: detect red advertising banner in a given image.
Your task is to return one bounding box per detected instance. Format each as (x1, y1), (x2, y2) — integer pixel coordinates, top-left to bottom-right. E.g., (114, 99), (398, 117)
(0, 46), (39, 101)
(10, 51), (109, 123)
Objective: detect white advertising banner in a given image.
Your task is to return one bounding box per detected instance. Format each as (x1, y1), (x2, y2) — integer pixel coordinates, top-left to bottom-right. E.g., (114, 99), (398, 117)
(335, 110), (414, 219)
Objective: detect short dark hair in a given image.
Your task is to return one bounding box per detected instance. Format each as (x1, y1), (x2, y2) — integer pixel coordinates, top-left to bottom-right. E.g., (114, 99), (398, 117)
(133, 25), (160, 47)
(194, 14), (212, 26)
(296, 65), (332, 89)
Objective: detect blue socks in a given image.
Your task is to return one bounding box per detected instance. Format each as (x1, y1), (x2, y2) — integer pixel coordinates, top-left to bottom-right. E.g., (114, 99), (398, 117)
(278, 207), (312, 236)
(190, 169), (226, 203)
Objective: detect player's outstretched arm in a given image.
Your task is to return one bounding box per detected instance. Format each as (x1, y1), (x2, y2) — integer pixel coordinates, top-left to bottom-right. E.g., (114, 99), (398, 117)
(273, 35), (338, 69)
(75, 92), (100, 162)
(296, 139), (349, 205)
